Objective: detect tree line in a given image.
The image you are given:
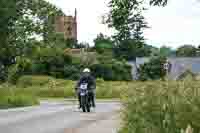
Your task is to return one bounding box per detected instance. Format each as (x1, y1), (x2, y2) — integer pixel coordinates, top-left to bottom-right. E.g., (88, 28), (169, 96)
(0, 0), (198, 82)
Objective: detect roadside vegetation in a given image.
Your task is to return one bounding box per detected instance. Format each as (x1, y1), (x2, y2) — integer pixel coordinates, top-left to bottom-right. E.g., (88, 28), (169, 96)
(1, 0), (200, 132)
(119, 80), (200, 133)
(16, 75), (126, 99)
(2, 74), (200, 133)
(0, 75), (127, 108)
(0, 84), (39, 109)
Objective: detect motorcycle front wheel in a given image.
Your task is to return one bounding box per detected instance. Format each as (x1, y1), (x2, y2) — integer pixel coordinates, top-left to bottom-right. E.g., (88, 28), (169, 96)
(81, 96), (86, 112)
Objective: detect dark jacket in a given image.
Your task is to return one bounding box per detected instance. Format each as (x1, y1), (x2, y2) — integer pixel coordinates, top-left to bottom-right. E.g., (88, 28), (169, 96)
(75, 73), (96, 91)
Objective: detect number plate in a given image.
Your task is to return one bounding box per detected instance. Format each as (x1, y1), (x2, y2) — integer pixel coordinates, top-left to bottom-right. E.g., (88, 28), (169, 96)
(80, 93), (85, 96)
(80, 84), (88, 90)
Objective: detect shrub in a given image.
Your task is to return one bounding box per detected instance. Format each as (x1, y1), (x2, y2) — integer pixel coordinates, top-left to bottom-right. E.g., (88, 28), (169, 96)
(178, 69), (196, 80)
(90, 61), (132, 81)
(7, 65), (20, 84)
(7, 57), (32, 84)
(113, 40), (151, 60)
(17, 75), (54, 87)
(63, 54), (72, 64)
(0, 95), (38, 108)
(95, 43), (113, 54)
(63, 65), (80, 80)
(31, 63), (47, 74)
(16, 75), (124, 99)
(31, 47), (73, 78)
(94, 33), (113, 54)
(0, 85), (38, 109)
(16, 76), (76, 98)
(0, 95), (38, 109)
(138, 56), (167, 81)
(96, 81), (125, 98)
(0, 63), (7, 82)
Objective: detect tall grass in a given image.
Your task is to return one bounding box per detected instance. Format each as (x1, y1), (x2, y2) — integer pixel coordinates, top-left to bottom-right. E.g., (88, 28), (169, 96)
(0, 84), (39, 109)
(15, 76), (125, 99)
(119, 81), (200, 133)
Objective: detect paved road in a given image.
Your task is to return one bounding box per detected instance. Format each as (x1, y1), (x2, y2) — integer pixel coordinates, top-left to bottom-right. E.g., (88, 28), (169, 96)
(0, 101), (121, 133)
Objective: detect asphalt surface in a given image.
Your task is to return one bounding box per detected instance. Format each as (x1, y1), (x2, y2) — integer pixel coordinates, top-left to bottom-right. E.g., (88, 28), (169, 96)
(0, 101), (121, 133)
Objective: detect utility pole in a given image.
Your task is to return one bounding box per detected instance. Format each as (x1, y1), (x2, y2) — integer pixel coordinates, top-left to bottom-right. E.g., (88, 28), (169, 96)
(163, 59), (171, 80)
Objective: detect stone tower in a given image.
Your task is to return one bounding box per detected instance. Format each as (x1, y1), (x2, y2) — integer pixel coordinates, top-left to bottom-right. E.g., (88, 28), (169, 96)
(55, 9), (77, 40)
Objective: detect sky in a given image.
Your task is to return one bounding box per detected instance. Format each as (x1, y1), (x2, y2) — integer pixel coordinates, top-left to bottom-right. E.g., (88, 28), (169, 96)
(47, 0), (200, 49)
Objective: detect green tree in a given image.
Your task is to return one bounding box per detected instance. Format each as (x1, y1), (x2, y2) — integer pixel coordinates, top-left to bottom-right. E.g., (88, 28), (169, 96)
(66, 39), (78, 48)
(76, 42), (87, 49)
(0, 0), (65, 80)
(94, 33), (113, 53)
(176, 45), (198, 57)
(106, 0), (168, 41)
(106, 0), (148, 61)
(105, 0), (170, 61)
(149, 0), (168, 6)
(159, 46), (174, 57)
(114, 39), (151, 60)
(107, 0), (147, 42)
(15, 0), (64, 44)
(0, 0), (64, 59)
(0, 0), (17, 81)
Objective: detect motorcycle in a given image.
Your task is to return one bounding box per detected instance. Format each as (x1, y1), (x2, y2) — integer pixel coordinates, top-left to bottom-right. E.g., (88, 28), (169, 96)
(79, 83), (91, 112)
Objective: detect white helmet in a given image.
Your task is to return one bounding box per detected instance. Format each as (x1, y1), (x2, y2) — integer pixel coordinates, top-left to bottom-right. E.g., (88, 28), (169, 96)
(83, 68), (91, 73)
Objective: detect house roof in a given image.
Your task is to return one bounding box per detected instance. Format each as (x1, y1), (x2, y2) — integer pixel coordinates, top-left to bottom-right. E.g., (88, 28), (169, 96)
(128, 57), (200, 80)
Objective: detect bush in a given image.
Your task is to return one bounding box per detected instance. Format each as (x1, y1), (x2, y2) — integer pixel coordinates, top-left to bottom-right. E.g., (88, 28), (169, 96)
(31, 47), (73, 78)
(0, 85), (38, 109)
(31, 63), (47, 74)
(0, 63), (7, 82)
(0, 95), (38, 108)
(16, 75), (124, 99)
(90, 61), (132, 81)
(35, 80), (75, 98)
(17, 75), (76, 98)
(113, 40), (151, 60)
(7, 57), (32, 84)
(120, 81), (200, 133)
(7, 65), (20, 84)
(17, 75), (54, 87)
(63, 65), (80, 80)
(96, 81), (126, 98)
(138, 56), (167, 81)
(178, 69), (196, 80)
(95, 43), (113, 54)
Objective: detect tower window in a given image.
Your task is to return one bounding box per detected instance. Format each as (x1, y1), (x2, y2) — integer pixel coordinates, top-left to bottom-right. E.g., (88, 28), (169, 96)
(67, 27), (71, 31)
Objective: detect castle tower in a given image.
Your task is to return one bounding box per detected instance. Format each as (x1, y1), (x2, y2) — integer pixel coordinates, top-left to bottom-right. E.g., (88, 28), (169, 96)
(75, 8), (77, 22)
(55, 9), (77, 41)
(73, 8), (77, 40)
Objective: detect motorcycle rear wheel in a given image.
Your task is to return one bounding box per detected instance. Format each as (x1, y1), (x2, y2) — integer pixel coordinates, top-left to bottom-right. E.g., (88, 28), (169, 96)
(86, 102), (90, 112)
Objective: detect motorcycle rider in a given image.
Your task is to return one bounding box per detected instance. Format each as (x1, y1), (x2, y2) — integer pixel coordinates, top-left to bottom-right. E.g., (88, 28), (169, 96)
(75, 68), (96, 109)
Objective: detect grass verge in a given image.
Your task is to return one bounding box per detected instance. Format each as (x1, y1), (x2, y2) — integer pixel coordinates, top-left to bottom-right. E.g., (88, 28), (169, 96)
(119, 81), (200, 133)
(0, 75), (125, 108)
(0, 84), (39, 109)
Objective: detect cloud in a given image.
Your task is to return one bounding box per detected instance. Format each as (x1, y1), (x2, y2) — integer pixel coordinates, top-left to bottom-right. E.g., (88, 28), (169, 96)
(47, 0), (200, 48)
(144, 0), (200, 48)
